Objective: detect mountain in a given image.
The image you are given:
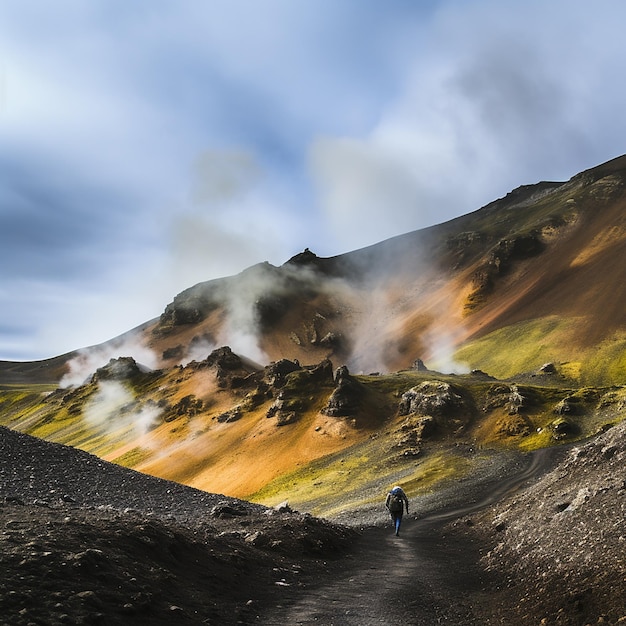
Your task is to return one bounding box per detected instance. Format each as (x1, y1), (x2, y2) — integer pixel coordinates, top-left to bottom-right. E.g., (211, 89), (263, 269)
(140, 153), (626, 384)
(1, 155), (625, 624)
(3, 155), (625, 387)
(0, 155), (623, 519)
(0, 155), (625, 501)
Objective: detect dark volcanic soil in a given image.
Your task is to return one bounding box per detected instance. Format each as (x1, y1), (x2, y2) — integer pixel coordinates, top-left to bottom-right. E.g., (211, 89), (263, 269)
(2, 422), (626, 625)
(0, 426), (355, 625)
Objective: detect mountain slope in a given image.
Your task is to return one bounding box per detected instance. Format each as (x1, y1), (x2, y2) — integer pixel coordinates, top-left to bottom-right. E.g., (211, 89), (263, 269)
(3, 155), (626, 386)
(135, 154), (626, 384)
(0, 155), (625, 512)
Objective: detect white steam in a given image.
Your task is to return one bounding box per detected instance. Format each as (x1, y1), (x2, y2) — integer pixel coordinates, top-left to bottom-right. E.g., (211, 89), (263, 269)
(83, 380), (133, 429)
(132, 401), (164, 438)
(216, 263), (301, 366)
(179, 336), (217, 366)
(424, 327), (470, 375)
(60, 334), (159, 388)
(310, 258), (471, 375)
(83, 380), (163, 439)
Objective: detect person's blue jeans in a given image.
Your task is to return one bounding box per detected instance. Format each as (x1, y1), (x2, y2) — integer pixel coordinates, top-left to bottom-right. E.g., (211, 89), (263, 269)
(392, 512), (403, 535)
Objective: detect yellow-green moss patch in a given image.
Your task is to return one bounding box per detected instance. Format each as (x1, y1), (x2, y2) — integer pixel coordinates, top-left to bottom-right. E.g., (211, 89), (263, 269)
(455, 317), (577, 380)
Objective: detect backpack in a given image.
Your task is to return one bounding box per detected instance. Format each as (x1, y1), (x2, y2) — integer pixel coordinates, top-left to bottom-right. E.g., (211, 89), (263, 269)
(388, 492), (403, 513)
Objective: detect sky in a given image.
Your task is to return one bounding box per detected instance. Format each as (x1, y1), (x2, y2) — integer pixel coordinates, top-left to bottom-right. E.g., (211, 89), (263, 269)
(1, 0), (626, 361)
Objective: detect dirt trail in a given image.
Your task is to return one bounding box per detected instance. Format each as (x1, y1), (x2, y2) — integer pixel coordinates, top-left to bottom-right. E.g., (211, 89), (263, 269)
(261, 448), (562, 625)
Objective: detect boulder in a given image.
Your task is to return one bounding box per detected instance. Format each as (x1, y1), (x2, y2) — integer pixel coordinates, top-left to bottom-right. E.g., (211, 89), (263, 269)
(412, 358), (429, 372)
(551, 417), (577, 440)
(306, 359), (334, 383)
(322, 367), (362, 417)
(265, 359), (301, 388)
(397, 381), (470, 436)
(216, 407), (243, 423)
(91, 357), (148, 383)
(189, 346), (259, 389)
(539, 362), (557, 374)
(164, 394), (203, 422)
(508, 385), (525, 415)
(554, 399), (573, 415)
(398, 381), (464, 417)
(204, 346), (243, 370)
(265, 390), (304, 425)
(334, 365), (350, 383)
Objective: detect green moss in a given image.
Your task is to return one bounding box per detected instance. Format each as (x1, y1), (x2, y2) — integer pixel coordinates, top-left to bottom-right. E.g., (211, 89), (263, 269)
(0, 388), (51, 424)
(580, 333), (626, 386)
(247, 427), (472, 518)
(247, 449), (372, 508)
(111, 447), (151, 468)
(396, 453), (470, 494)
(518, 428), (557, 451)
(455, 322), (626, 387)
(454, 317), (578, 380)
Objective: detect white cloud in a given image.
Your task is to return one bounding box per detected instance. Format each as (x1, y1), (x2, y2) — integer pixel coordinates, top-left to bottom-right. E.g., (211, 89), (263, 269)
(309, 0), (626, 251)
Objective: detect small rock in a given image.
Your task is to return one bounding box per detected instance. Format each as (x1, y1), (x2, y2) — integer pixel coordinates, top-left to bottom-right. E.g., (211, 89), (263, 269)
(274, 501), (292, 513)
(539, 362), (557, 374)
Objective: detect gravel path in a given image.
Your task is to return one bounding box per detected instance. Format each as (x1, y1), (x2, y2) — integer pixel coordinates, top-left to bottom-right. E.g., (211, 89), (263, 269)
(261, 448), (562, 625)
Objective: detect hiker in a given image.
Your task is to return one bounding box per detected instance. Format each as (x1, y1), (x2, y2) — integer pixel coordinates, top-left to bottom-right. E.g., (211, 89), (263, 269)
(385, 485), (409, 536)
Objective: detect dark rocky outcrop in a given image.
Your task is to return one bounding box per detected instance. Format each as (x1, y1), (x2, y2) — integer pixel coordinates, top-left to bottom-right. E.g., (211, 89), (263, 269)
(187, 346), (258, 389)
(397, 381), (471, 443)
(157, 283), (221, 330)
(553, 397), (577, 415)
(91, 357), (149, 383)
(306, 358), (334, 383)
(264, 359), (301, 388)
(265, 385), (306, 425)
(538, 362), (557, 374)
(169, 395), (203, 419)
(465, 233), (545, 310)
(203, 346), (243, 370)
(162, 345), (184, 361)
(216, 406), (243, 423)
(398, 381), (465, 418)
(411, 358), (429, 372)
(263, 360), (335, 425)
(550, 416), (577, 440)
(396, 414), (437, 455)
(321, 366), (363, 417)
(483, 384), (529, 416)
(283, 248), (320, 268)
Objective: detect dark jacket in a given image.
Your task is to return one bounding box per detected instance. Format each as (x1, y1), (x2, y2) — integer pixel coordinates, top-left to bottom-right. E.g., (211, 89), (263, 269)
(385, 486), (409, 514)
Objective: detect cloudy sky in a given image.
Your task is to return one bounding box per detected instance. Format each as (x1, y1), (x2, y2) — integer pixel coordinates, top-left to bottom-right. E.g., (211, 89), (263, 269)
(1, 0), (625, 361)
